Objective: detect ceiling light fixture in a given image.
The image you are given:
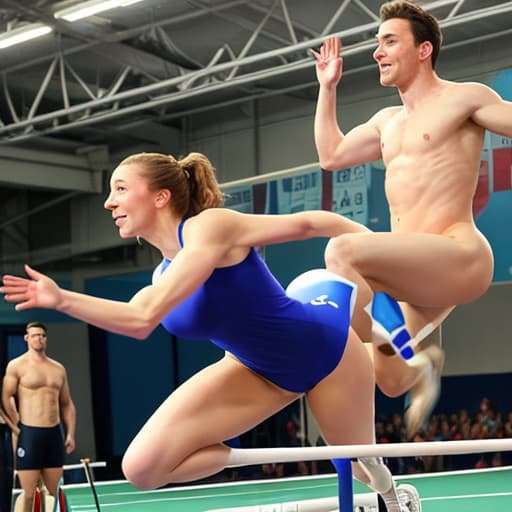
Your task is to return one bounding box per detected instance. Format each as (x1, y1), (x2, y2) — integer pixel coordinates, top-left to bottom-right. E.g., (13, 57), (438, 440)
(0, 23), (53, 49)
(55, 0), (145, 23)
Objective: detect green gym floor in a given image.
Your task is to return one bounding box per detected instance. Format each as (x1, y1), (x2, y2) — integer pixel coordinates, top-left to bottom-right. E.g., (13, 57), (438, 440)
(60, 465), (512, 511)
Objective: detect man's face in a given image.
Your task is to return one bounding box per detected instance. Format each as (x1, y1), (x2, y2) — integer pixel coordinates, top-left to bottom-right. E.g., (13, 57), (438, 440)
(25, 327), (47, 352)
(373, 18), (420, 87)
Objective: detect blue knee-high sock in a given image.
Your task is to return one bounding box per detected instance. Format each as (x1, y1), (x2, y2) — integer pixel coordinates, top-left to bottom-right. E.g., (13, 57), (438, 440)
(369, 292), (414, 360)
(331, 458), (354, 512)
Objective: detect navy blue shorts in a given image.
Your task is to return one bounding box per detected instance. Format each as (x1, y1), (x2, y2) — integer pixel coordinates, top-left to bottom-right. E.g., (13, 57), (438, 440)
(16, 423), (65, 470)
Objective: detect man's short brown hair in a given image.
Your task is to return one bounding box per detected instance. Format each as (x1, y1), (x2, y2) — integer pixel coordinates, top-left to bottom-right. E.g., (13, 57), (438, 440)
(26, 321), (47, 334)
(380, 1), (442, 68)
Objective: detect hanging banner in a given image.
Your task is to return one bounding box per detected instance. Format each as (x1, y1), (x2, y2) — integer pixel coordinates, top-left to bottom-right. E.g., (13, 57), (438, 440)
(473, 145), (491, 220)
(331, 164), (369, 225)
(490, 133), (512, 193)
(223, 185), (254, 213)
(265, 169), (322, 214)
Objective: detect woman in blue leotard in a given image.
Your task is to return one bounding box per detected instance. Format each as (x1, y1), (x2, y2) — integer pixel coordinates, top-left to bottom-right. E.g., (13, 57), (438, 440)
(1, 152), (419, 512)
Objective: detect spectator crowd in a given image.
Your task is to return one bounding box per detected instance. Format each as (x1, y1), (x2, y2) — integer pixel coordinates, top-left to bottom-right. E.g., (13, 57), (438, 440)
(223, 397), (512, 482)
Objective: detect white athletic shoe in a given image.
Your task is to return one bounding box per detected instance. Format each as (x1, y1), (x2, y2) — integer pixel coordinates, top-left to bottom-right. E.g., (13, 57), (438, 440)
(397, 483), (422, 512)
(405, 344), (445, 438)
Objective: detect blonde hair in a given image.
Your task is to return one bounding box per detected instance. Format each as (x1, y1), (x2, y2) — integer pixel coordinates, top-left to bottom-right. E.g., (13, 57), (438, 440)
(119, 152), (224, 218)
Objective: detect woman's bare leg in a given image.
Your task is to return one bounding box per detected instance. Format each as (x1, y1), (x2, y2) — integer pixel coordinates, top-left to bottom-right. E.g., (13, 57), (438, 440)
(307, 330), (410, 512)
(307, 330), (374, 445)
(121, 354), (298, 489)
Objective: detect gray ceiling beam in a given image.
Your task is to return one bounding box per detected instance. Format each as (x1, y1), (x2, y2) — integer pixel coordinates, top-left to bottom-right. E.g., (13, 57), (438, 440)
(0, 0), (250, 76)
(0, 146), (104, 192)
(322, 0), (355, 36)
(0, 0), (511, 143)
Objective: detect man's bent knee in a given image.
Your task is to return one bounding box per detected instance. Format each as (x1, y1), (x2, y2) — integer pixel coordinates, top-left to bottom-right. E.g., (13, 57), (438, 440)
(325, 234), (359, 272)
(377, 379), (408, 398)
(374, 360), (416, 398)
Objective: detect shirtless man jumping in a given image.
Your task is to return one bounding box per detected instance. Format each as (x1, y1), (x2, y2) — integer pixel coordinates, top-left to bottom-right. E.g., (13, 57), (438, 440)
(313, 0), (511, 435)
(2, 322), (76, 512)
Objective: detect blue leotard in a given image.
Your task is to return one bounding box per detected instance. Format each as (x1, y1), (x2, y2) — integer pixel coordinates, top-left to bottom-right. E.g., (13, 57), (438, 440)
(154, 221), (354, 393)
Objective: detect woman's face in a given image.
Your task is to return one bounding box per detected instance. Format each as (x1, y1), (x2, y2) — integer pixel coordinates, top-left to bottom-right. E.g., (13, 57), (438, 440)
(104, 163), (158, 239)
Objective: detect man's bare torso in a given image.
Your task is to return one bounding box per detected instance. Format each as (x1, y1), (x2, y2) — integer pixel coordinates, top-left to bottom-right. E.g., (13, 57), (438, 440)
(15, 355), (64, 427)
(379, 81), (486, 235)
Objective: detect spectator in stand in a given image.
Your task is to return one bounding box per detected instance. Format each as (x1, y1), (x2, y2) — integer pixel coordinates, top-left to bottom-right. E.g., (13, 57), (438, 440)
(404, 431), (427, 474)
(275, 421), (309, 478)
(504, 411), (512, 438)
(478, 398), (497, 437)
(438, 419), (452, 441)
(375, 417), (390, 444)
(474, 454), (488, 469)
(491, 453), (503, 467)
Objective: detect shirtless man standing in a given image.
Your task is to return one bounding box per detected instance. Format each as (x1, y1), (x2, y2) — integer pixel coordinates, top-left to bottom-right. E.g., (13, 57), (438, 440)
(2, 322), (76, 512)
(313, 0), (511, 436)
(0, 406), (17, 512)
